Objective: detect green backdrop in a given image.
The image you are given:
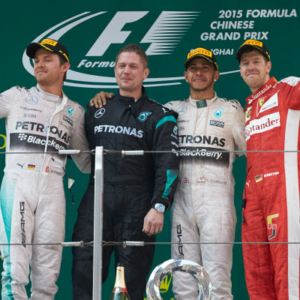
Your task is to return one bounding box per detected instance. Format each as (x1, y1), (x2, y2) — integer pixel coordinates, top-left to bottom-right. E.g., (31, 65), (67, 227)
(0, 0), (299, 299)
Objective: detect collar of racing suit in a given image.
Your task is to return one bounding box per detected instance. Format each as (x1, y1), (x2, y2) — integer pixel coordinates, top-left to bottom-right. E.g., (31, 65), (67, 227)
(188, 92), (219, 106)
(116, 86), (148, 117)
(36, 84), (66, 106)
(246, 76), (277, 105)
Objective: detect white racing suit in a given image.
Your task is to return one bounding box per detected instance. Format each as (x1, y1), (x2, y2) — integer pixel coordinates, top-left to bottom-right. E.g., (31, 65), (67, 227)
(0, 85), (90, 300)
(166, 94), (245, 299)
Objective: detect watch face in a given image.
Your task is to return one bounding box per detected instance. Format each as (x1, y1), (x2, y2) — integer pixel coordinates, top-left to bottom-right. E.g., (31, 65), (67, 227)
(155, 203), (165, 213)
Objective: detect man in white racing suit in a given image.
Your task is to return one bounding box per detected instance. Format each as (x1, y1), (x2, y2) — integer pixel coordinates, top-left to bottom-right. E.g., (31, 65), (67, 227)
(166, 48), (245, 299)
(0, 38), (90, 300)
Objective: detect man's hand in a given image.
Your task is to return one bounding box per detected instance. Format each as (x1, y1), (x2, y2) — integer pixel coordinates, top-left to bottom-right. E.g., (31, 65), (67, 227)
(89, 91), (114, 108)
(142, 208), (164, 236)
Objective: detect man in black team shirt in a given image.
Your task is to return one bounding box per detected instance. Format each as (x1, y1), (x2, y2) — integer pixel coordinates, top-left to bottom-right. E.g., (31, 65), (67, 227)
(72, 44), (179, 300)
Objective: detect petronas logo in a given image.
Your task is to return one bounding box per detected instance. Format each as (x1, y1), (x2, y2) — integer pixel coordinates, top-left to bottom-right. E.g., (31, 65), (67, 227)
(173, 126), (178, 135)
(214, 108), (223, 118)
(159, 274), (172, 293)
(138, 112), (152, 122)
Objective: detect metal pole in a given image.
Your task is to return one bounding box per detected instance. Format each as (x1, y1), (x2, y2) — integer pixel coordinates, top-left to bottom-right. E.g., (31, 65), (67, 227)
(93, 146), (104, 300)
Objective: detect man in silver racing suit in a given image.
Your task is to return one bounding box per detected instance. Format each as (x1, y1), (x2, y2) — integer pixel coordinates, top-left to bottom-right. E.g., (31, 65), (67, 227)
(90, 46), (245, 299)
(165, 48), (245, 299)
(0, 39), (90, 300)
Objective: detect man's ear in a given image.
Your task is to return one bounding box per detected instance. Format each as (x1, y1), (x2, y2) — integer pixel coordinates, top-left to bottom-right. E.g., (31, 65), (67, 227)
(184, 71), (188, 82)
(214, 70), (220, 82)
(266, 61), (272, 74)
(143, 68), (150, 80)
(62, 62), (70, 72)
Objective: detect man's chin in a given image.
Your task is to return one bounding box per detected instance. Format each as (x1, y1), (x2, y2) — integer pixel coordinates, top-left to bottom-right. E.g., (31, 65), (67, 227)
(36, 78), (50, 86)
(119, 85), (133, 92)
(191, 84), (209, 92)
(245, 78), (259, 89)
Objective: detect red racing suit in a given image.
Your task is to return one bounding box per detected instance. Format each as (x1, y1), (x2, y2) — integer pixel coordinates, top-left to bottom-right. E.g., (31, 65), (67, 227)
(243, 76), (300, 300)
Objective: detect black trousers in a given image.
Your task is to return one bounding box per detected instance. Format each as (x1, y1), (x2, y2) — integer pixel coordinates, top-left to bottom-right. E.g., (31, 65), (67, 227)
(72, 183), (155, 300)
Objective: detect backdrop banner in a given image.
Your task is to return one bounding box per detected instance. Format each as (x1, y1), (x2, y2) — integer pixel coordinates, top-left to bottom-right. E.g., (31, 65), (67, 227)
(1, 0), (299, 299)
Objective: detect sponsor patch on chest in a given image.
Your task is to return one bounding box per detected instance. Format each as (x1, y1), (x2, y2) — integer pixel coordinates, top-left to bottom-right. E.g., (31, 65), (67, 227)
(245, 112), (280, 141)
(258, 93), (278, 115)
(94, 125), (143, 138)
(245, 107), (252, 122)
(63, 115), (74, 126)
(210, 120), (225, 128)
(196, 100), (207, 108)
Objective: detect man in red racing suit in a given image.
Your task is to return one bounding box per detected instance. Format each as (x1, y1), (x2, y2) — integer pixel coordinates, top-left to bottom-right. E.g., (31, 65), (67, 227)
(237, 39), (300, 299)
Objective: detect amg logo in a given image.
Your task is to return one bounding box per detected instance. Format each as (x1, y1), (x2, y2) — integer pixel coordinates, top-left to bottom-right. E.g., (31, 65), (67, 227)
(177, 224), (184, 258)
(20, 202), (26, 248)
(210, 120), (225, 128)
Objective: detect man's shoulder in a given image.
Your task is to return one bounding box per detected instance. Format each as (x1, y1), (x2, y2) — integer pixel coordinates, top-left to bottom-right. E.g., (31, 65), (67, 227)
(164, 99), (188, 110)
(5, 85), (31, 94)
(86, 95), (119, 114)
(215, 96), (243, 111)
(143, 97), (178, 118)
(278, 76), (300, 88)
(1, 86), (35, 102)
(65, 98), (85, 115)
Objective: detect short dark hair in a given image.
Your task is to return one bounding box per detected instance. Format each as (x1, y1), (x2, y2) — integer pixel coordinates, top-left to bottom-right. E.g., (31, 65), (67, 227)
(115, 44), (148, 69)
(59, 56), (67, 81)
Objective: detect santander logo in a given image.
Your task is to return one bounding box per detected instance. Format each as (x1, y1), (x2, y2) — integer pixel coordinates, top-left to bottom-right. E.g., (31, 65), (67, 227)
(245, 112), (280, 141)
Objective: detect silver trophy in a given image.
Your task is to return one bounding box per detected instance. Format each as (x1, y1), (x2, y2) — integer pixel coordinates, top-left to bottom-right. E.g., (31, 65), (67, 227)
(146, 258), (212, 300)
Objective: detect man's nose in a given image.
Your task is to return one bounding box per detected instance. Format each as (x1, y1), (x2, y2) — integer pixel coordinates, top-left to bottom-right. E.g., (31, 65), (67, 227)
(247, 62), (255, 69)
(35, 60), (44, 68)
(123, 65), (130, 73)
(195, 68), (203, 75)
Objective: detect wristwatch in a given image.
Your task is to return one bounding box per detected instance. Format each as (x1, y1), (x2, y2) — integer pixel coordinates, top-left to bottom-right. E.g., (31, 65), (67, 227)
(154, 203), (165, 213)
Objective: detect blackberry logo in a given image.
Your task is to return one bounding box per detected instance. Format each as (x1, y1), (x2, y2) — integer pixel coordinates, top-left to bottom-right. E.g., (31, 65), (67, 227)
(18, 133), (28, 141)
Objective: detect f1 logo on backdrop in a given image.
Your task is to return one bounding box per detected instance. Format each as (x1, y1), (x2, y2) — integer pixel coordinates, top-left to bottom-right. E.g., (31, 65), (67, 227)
(22, 11), (200, 89)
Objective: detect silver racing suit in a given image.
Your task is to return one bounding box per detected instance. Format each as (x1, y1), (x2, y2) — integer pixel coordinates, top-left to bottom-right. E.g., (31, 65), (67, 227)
(0, 85), (90, 300)
(165, 94), (245, 299)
